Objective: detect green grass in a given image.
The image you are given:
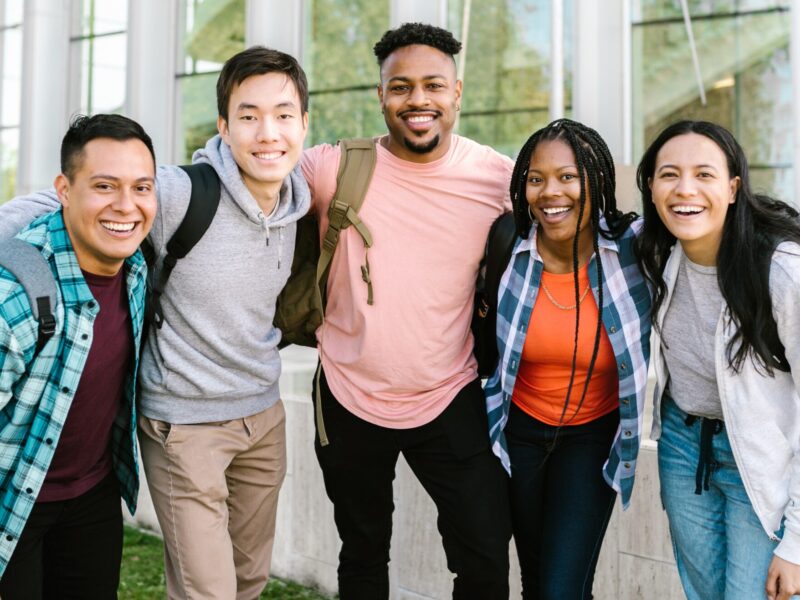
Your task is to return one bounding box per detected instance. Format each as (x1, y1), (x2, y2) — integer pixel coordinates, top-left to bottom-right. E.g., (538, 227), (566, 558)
(119, 526), (333, 599)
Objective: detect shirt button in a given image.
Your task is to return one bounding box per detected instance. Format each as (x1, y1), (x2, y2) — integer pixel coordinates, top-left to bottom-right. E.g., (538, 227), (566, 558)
(81, 333), (88, 340)
(61, 387), (70, 394)
(87, 301), (96, 309)
(511, 360), (517, 370)
(624, 430), (632, 437)
(45, 438), (53, 445)
(624, 463), (631, 469)
(622, 398), (630, 405)
(610, 326), (617, 333)
(25, 488), (32, 494)
(5, 535), (12, 541)
(620, 363), (627, 371)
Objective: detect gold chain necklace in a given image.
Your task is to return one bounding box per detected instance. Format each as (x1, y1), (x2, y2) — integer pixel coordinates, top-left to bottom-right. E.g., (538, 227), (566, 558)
(541, 281), (591, 310)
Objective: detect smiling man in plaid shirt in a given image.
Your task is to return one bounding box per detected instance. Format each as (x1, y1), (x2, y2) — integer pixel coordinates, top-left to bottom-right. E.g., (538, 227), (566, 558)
(0, 114), (156, 599)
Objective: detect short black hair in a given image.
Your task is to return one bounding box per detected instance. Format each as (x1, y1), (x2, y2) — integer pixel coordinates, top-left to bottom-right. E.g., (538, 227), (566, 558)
(373, 22), (462, 66)
(217, 45), (309, 121)
(60, 114), (155, 181)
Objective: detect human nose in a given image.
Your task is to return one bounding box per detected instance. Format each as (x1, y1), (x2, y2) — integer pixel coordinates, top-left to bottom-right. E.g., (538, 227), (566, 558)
(111, 188), (136, 213)
(540, 177), (562, 198)
(674, 174), (697, 197)
(407, 85), (430, 107)
(257, 117), (280, 142)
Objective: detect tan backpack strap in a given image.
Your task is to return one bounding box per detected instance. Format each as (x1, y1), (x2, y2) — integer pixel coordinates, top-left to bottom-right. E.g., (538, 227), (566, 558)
(316, 138), (377, 309)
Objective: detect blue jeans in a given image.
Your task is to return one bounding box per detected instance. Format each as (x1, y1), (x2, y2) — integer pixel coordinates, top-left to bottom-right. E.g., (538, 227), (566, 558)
(659, 396), (780, 600)
(506, 402), (618, 600)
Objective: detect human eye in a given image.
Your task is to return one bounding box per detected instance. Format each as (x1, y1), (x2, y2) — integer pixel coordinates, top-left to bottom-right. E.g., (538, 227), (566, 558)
(697, 171), (715, 179)
(658, 171), (677, 179)
(94, 182), (114, 191)
(278, 113), (295, 120)
(390, 84), (409, 93)
(427, 82), (444, 90)
(135, 183), (153, 193)
(527, 175), (543, 185)
(561, 173), (577, 182)
(240, 114), (256, 121)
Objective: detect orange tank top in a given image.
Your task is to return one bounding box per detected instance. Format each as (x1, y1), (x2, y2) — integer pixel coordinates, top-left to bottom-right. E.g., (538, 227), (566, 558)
(512, 264), (619, 426)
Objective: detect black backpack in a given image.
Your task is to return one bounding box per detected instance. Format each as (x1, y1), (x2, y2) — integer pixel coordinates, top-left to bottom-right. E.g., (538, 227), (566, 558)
(472, 212), (517, 377)
(141, 139), (377, 348)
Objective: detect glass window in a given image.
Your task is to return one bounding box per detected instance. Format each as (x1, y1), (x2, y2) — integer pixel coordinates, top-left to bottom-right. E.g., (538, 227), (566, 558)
(304, 0), (390, 145)
(176, 0), (245, 162)
(448, 0), (573, 158)
(632, 2), (792, 201)
(0, 0), (23, 202)
(71, 0), (128, 115)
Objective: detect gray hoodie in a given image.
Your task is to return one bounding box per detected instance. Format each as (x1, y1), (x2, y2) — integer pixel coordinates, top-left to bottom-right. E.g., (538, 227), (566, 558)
(0, 135), (311, 424)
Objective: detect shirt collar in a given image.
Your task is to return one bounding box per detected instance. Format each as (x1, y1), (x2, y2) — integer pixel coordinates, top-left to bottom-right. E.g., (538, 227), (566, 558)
(514, 214), (618, 260)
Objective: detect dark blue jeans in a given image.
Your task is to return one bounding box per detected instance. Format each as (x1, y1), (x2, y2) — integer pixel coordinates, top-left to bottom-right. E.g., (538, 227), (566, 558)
(506, 402), (618, 600)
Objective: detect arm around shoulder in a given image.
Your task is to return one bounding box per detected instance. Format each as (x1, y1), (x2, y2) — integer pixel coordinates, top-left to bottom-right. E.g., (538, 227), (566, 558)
(0, 189), (60, 240)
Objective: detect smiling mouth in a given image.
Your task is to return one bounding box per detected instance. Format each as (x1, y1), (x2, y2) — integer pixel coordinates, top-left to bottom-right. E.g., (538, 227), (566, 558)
(542, 206), (572, 215)
(253, 151), (283, 160)
(671, 205), (705, 215)
(101, 221), (136, 233)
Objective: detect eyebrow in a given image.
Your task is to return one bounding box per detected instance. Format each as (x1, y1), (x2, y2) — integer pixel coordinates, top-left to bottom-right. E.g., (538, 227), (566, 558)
(528, 165), (578, 173)
(90, 175), (155, 183)
(387, 75), (448, 83)
(236, 101), (297, 111)
(656, 163), (719, 173)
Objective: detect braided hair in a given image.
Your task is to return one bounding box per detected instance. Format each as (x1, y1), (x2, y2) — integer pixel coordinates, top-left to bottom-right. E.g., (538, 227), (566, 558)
(510, 118), (636, 428)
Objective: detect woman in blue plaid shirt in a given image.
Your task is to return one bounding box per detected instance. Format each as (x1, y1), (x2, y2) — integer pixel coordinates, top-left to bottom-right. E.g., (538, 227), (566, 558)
(484, 119), (651, 599)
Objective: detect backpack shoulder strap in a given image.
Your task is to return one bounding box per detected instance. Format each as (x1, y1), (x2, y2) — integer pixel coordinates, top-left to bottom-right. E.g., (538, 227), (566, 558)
(146, 162), (221, 328)
(484, 212), (517, 308)
(316, 138), (377, 308)
(0, 238), (58, 355)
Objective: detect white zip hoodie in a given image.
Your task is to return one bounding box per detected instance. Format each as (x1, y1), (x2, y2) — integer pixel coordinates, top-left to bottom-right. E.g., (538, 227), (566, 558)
(651, 241), (800, 564)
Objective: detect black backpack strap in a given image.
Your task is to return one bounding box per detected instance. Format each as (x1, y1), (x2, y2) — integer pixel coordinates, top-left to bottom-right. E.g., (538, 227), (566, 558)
(473, 212), (517, 377)
(0, 238), (58, 355)
(484, 212), (517, 311)
(145, 163), (221, 329)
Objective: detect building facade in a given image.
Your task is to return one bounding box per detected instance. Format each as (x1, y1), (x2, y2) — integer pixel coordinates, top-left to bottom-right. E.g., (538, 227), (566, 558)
(1, 0), (797, 205)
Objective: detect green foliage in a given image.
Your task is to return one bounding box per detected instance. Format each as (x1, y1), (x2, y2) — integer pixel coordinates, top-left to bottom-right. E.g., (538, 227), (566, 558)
(119, 526), (334, 599)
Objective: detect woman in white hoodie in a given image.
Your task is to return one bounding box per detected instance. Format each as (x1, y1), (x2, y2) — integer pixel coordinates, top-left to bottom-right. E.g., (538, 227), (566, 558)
(635, 120), (800, 600)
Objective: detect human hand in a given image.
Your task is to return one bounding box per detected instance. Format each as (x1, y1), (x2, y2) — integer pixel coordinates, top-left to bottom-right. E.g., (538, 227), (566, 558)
(767, 555), (800, 600)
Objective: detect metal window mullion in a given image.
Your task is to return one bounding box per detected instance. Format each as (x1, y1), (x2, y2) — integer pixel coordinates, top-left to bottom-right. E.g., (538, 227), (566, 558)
(550, 0), (564, 120)
(792, 0), (800, 204)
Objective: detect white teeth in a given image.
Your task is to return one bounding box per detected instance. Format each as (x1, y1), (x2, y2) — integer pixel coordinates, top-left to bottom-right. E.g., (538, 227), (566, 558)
(101, 221), (135, 232)
(254, 152), (282, 160)
(407, 115), (434, 123)
(672, 205), (704, 214)
(542, 206), (571, 215)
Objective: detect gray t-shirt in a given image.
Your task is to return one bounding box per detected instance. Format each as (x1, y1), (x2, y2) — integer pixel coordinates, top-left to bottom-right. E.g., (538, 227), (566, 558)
(662, 254), (725, 419)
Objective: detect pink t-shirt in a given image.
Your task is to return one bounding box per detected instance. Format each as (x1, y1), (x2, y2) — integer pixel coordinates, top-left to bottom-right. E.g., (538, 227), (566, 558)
(301, 135), (513, 428)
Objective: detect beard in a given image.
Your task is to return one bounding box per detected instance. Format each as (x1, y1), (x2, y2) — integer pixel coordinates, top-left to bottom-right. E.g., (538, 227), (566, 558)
(403, 134), (440, 155)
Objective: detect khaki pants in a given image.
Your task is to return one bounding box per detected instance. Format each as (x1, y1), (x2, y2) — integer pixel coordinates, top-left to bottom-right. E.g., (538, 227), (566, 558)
(138, 402), (287, 600)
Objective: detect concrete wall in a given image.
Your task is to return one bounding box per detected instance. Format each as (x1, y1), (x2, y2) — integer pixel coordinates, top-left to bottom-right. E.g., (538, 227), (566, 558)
(125, 345), (685, 599)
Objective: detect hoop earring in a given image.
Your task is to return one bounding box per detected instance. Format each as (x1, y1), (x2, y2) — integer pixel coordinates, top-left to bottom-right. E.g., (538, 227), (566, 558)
(527, 205), (533, 221)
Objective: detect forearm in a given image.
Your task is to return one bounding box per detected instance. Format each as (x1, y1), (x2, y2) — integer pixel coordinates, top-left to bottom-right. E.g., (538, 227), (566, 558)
(0, 189), (60, 239)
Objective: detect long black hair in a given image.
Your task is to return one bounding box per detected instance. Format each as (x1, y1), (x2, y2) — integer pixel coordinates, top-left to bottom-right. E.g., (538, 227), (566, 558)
(634, 120), (800, 375)
(510, 118), (637, 425)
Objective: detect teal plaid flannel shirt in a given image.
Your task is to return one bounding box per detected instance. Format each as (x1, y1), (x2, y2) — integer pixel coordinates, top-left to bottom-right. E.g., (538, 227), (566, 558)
(485, 217), (651, 508)
(0, 211), (144, 575)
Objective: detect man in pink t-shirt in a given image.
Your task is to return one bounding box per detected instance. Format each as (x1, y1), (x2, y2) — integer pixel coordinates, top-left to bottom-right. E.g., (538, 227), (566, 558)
(301, 23), (513, 600)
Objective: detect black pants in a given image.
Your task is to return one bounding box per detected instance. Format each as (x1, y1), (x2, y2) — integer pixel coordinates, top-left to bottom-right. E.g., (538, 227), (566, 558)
(314, 369), (512, 600)
(506, 403), (619, 600)
(0, 474), (123, 600)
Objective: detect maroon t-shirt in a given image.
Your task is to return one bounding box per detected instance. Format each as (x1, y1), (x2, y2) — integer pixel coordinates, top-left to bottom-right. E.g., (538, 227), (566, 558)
(38, 268), (133, 502)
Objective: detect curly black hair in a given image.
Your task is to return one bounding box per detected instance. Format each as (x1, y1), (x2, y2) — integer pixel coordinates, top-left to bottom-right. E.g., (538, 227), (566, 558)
(373, 22), (461, 65)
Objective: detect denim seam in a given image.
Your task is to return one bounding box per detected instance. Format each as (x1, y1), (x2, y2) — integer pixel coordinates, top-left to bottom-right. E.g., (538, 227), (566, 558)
(581, 492), (616, 597)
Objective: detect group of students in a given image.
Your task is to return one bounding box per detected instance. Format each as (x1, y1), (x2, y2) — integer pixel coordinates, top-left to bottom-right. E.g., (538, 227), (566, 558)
(0, 20), (797, 600)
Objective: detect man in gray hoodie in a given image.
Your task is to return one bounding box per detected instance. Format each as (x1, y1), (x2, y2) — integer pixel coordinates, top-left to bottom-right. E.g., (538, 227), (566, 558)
(0, 46), (310, 600)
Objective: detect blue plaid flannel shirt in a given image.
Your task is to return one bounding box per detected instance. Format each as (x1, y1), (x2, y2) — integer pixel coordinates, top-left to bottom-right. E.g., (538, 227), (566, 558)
(485, 217), (651, 508)
(0, 211), (144, 574)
